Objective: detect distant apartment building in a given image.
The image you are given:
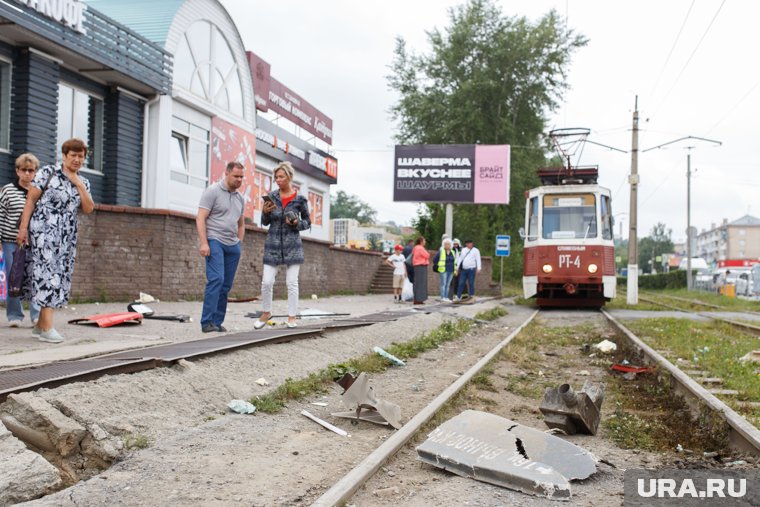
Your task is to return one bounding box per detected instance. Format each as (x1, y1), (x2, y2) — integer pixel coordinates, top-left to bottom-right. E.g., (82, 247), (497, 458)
(696, 215), (760, 265)
(330, 218), (401, 251)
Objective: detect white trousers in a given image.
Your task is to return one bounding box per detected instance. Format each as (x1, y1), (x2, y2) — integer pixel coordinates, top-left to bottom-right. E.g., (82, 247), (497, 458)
(261, 264), (300, 317)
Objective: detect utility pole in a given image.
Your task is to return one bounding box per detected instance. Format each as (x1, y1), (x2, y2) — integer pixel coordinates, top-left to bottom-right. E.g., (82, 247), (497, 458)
(643, 136), (721, 290)
(627, 97), (639, 304)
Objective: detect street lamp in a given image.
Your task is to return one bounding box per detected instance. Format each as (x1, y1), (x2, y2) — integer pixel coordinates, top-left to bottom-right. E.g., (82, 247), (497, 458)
(643, 136), (722, 290)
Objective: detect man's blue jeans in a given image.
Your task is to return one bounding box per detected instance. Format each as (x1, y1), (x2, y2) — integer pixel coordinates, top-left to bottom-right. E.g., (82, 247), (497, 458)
(201, 239), (241, 328)
(456, 268), (477, 298)
(2, 242), (40, 323)
(439, 271), (453, 299)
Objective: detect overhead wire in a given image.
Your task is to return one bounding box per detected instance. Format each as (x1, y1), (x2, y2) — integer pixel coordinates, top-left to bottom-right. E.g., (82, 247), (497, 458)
(651, 0), (727, 120)
(647, 0), (696, 100)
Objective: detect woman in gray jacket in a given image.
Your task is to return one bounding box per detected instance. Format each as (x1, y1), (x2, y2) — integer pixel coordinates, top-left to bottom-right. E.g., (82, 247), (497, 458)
(254, 161), (311, 329)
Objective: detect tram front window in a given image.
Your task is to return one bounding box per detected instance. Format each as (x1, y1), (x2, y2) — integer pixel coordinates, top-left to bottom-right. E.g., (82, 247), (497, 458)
(542, 194), (597, 239)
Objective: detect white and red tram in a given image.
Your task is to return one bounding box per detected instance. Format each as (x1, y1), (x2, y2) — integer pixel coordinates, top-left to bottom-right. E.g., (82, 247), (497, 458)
(522, 167), (616, 308)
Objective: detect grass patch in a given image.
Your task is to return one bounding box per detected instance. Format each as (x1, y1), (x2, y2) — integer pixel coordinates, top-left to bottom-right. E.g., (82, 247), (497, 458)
(504, 375), (550, 399)
(619, 317), (760, 425)
(123, 434), (150, 450)
(251, 319), (473, 414)
(471, 365), (497, 392)
(474, 306), (508, 321)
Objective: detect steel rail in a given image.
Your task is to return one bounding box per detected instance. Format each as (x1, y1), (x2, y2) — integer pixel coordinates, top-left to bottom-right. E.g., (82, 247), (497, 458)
(602, 309), (760, 455)
(634, 294), (760, 336)
(311, 310), (539, 507)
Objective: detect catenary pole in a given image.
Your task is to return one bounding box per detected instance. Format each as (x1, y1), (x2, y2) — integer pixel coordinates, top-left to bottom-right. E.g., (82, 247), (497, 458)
(627, 97), (639, 305)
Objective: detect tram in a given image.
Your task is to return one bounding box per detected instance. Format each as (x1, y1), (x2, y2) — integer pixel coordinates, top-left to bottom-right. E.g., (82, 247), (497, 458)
(521, 130), (616, 308)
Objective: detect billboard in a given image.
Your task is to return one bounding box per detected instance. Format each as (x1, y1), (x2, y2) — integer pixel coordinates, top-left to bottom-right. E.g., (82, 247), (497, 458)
(209, 117), (257, 219)
(393, 144), (510, 204)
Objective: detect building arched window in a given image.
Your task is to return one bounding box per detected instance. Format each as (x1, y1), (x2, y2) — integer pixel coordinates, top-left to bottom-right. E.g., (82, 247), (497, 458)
(173, 20), (244, 114)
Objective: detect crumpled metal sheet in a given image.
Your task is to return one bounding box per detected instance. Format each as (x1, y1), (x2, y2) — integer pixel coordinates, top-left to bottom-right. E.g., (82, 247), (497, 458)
(332, 372), (402, 429)
(416, 410), (598, 500)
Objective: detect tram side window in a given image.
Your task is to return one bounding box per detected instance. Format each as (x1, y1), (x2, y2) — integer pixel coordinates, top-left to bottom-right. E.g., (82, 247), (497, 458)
(542, 194), (597, 239)
(601, 195), (613, 240)
(528, 197), (538, 240)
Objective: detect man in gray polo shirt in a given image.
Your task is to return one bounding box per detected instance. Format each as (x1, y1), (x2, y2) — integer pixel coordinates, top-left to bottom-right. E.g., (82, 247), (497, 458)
(196, 162), (246, 332)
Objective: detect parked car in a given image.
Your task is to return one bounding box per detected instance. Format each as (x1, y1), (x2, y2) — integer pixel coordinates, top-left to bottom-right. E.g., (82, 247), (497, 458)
(723, 268), (751, 296)
(752, 265), (760, 297)
(734, 271), (752, 297)
(695, 268), (712, 291)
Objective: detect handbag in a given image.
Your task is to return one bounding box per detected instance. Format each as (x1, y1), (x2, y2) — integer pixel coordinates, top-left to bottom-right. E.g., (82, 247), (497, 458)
(8, 246), (27, 298)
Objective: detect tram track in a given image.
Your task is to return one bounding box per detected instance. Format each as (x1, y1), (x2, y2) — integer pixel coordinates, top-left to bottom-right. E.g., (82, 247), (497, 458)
(312, 306), (760, 506)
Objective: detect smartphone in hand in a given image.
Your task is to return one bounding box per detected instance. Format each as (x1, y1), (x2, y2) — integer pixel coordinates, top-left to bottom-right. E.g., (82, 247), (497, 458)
(261, 195), (273, 203)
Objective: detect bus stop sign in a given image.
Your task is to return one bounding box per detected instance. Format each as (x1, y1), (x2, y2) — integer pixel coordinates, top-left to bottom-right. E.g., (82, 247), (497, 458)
(496, 235), (510, 257)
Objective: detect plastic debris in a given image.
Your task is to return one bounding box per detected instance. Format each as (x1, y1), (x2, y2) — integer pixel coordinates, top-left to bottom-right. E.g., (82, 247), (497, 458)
(255, 378), (269, 386)
(311, 402), (328, 407)
(311, 294), (318, 300)
(593, 339), (617, 353)
(576, 370), (590, 376)
(136, 292), (159, 303)
(739, 350), (760, 364)
(373, 346), (405, 366)
(227, 400), (256, 414)
(333, 372), (402, 429)
(301, 410), (348, 436)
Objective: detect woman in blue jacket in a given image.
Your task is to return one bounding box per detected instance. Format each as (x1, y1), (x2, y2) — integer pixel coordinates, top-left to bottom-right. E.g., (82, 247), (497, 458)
(254, 161), (311, 329)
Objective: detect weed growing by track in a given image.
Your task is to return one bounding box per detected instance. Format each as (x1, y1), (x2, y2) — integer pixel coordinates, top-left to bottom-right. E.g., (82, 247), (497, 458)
(474, 306), (508, 321)
(251, 319), (473, 413)
(619, 317), (760, 425)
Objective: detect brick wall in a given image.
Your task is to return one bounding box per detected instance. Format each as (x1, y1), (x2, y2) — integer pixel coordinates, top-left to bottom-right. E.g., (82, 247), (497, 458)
(71, 205), (384, 302)
(418, 250), (499, 298)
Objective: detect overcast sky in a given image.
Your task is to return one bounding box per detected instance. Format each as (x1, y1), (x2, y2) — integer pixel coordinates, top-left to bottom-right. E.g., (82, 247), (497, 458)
(221, 0), (759, 243)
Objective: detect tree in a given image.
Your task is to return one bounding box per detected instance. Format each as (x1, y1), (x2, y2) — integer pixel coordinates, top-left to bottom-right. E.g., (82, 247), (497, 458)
(330, 190), (377, 225)
(638, 222), (674, 274)
(388, 0), (587, 281)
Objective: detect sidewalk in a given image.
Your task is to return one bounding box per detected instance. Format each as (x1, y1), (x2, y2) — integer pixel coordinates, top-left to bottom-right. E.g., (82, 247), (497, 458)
(0, 294), (423, 370)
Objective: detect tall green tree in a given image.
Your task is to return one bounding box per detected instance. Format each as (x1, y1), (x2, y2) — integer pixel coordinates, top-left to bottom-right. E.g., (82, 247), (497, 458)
(330, 190), (377, 225)
(638, 222), (674, 273)
(388, 0), (587, 281)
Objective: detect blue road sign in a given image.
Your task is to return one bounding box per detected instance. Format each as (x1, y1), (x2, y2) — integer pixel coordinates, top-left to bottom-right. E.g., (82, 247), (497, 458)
(495, 235), (510, 257)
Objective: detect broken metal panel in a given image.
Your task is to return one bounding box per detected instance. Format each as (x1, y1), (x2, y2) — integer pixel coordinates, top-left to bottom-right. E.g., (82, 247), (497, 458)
(335, 373), (402, 429)
(539, 381), (605, 435)
(416, 410), (598, 500)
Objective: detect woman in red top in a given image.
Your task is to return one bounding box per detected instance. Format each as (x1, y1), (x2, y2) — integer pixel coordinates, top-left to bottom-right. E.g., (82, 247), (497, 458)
(411, 236), (430, 304)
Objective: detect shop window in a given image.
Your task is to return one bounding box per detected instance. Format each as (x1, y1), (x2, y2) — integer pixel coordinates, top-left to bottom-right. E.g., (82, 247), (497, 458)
(0, 60), (9, 151)
(174, 20), (244, 116)
(57, 83), (103, 172)
(308, 191), (323, 226)
(171, 116), (209, 188)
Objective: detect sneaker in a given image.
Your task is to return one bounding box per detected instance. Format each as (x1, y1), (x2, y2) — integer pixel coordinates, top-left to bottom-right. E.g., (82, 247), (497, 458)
(217, 325), (228, 332)
(9, 321), (21, 328)
(286, 321), (298, 328)
(442, 298), (452, 303)
(453, 296), (461, 302)
(201, 323), (218, 333)
(39, 328), (64, 343)
(253, 320), (267, 330)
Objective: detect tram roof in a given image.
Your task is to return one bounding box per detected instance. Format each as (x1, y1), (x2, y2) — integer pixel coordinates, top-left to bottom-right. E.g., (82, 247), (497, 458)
(538, 166), (598, 185)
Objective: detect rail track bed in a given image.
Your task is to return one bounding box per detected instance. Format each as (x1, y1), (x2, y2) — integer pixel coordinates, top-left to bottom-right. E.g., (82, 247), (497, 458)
(3, 303), (759, 506)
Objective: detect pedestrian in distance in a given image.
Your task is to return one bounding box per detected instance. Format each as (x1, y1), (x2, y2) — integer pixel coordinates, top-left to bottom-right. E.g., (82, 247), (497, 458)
(254, 161), (311, 329)
(0, 153), (42, 328)
(450, 238), (464, 297)
(385, 244), (407, 303)
(196, 161), (246, 333)
(16, 138), (95, 343)
(411, 236), (430, 304)
(401, 238), (415, 285)
(432, 237), (456, 302)
(454, 239), (481, 302)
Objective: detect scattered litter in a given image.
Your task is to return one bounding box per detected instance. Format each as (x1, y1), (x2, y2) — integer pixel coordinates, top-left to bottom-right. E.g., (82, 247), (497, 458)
(620, 359), (630, 365)
(576, 370), (590, 376)
(727, 460), (746, 466)
(311, 402), (328, 407)
(676, 444), (684, 453)
(538, 370), (544, 377)
(255, 378), (269, 386)
(703, 451), (719, 458)
(301, 410), (348, 436)
(227, 400), (256, 414)
(245, 309), (350, 320)
(593, 339), (617, 353)
(68, 312), (143, 328)
(373, 346), (405, 366)
(611, 363), (654, 381)
(311, 294), (318, 300)
(417, 410), (597, 500)
(540, 381), (605, 435)
(135, 292), (159, 304)
(127, 303), (190, 323)
(739, 350), (760, 364)
(176, 359), (194, 369)
(332, 372), (402, 429)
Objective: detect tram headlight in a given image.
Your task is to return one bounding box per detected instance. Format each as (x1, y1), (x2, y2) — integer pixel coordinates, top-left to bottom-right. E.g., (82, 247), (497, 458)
(588, 263), (598, 274)
(542, 264), (553, 273)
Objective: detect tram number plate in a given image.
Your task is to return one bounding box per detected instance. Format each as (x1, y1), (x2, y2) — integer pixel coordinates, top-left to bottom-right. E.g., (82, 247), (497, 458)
(558, 254), (581, 269)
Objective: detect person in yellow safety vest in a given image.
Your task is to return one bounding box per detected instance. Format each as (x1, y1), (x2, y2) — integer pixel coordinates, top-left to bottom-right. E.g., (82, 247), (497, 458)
(432, 238), (457, 302)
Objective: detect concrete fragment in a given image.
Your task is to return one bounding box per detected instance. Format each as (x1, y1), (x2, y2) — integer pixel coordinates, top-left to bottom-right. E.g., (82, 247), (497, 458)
(416, 410), (598, 500)
(539, 381), (605, 435)
(0, 421), (62, 505)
